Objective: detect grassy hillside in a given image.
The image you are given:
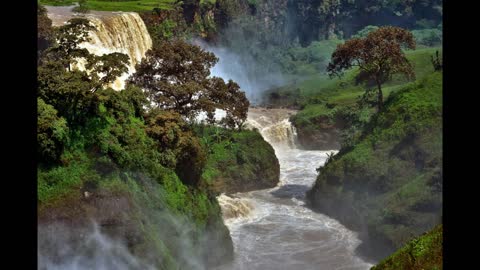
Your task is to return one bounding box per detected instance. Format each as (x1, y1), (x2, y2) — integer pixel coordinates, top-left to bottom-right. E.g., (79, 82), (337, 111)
(371, 225), (442, 270)
(262, 47), (442, 149)
(37, 88), (234, 268)
(307, 71), (442, 260)
(39, 0), (176, 11)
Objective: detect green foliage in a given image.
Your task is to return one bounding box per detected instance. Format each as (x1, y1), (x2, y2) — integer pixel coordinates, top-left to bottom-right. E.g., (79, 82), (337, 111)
(39, 0), (177, 11)
(412, 28), (442, 47)
(371, 225), (442, 270)
(265, 47), (440, 150)
(195, 126), (279, 194)
(415, 18), (437, 29)
(308, 72), (443, 259)
(129, 39), (249, 128)
(38, 98), (70, 164)
(352, 25), (379, 38)
(38, 4), (53, 54)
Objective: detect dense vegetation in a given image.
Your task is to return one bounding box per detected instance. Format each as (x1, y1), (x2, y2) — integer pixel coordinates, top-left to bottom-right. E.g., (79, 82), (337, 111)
(307, 70), (442, 260)
(39, 0), (443, 267)
(39, 0), (178, 11)
(197, 126), (280, 194)
(371, 225), (443, 270)
(262, 47), (441, 150)
(37, 4), (278, 268)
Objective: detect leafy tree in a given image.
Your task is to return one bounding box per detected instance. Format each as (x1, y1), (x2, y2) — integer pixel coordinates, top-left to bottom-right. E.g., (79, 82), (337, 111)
(128, 39), (249, 129)
(328, 26), (416, 111)
(86, 52), (130, 91)
(38, 5), (53, 55)
(44, 18), (130, 86)
(38, 61), (99, 126)
(38, 98), (69, 164)
(47, 18), (95, 70)
(145, 109), (206, 185)
(431, 50), (442, 71)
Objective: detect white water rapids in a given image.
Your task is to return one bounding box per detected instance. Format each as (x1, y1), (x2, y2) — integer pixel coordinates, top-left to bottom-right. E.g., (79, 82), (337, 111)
(216, 108), (373, 270)
(43, 7), (373, 268)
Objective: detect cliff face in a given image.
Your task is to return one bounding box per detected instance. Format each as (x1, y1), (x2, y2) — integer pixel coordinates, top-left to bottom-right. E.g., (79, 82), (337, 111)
(38, 161), (233, 269)
(307, 72), (443, 261)
(293, 114), (344, 150)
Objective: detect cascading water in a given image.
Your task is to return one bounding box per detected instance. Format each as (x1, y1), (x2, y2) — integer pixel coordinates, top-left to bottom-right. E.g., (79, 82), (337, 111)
(45, 7), (373, 268)
(216, 108), (373, 270)
(46, 6), (152, 90)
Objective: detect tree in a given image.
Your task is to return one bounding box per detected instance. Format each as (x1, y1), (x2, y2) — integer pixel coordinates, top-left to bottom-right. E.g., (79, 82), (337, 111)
(327, 26), (416, 111)
(86, 53), (130, 91)
(38, 61), (99, 126)
(38, 5), (53, 55)
(47, 18), (95, 70)
(128, 39), (249, 129)
(431, 50), (442, 71)
(38, 98), (69, 164)
(41, 18), (130, 89)
(45, 18), (129, 86)
(144, 109), (206, 185)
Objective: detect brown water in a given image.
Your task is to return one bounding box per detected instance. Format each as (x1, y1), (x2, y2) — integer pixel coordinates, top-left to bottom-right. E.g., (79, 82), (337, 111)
(216, 108), (373, 270)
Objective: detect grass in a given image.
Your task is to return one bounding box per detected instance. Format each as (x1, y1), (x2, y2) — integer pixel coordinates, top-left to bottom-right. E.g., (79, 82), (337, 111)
(281, 47), (442, 141)
(371, 225), (442, 270)
(307, 71), (443, 260)
(39, 0), (177, 12)
(195, 126), (280, 194)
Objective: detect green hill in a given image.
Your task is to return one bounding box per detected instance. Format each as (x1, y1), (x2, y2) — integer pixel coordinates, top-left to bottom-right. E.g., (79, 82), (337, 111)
(307, 71), (442, 260)
(371, 225), (442, 270)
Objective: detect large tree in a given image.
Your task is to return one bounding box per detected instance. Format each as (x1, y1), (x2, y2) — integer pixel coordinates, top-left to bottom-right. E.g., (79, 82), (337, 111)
(38, 18), (131, 125)
(327, 26), (416, 111)
(128, 39), (249, 129)
(42, 18), (130, 89)
(37, 5), (53, 55)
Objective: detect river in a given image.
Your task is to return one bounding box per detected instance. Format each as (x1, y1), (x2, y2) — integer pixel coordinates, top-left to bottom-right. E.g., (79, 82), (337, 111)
(216, 108), (373, 270)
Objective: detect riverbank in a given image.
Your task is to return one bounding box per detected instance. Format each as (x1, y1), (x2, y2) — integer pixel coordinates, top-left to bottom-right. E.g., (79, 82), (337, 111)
(307, 72), (443, 261)
(214, 109), (372, 270)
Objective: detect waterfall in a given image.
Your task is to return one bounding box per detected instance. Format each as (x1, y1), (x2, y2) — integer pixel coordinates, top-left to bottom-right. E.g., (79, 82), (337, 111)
(46, 6), (152, 90)
(245, 107), (298, 149)
(217, 194), (255, 222)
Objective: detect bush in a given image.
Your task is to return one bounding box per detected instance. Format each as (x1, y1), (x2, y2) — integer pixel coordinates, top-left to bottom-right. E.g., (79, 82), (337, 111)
(38, 98), (69, 164)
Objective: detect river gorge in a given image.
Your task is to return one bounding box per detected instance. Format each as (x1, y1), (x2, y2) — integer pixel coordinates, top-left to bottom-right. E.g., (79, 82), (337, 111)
(216, 108), (373, 270)
(42, 6), (383, 270)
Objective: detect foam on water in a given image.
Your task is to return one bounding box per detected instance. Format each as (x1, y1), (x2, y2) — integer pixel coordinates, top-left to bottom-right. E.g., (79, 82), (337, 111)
(216, 108), (373, 270)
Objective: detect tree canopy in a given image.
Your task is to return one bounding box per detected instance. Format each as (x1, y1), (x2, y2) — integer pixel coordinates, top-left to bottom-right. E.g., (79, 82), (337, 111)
(327, 26), (416, 110)
(128, 39), (249, 129)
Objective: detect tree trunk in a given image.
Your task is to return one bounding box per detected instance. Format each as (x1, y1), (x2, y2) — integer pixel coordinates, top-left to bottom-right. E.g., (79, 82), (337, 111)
(377, 81), (384, 111)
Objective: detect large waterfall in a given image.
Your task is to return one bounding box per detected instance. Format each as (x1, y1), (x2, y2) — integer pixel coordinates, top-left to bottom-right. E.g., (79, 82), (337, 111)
(46, 6), (152, 90)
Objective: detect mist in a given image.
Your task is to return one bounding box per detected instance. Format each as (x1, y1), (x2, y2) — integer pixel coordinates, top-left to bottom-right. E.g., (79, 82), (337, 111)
(193, 39), (286, 105)
(38, 172), (231, 270)
(38, 222), (155, 270)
